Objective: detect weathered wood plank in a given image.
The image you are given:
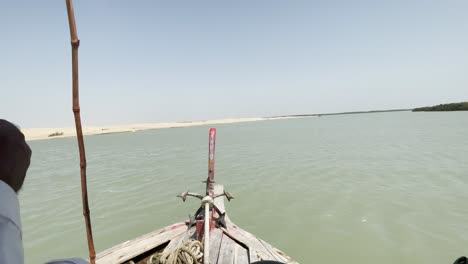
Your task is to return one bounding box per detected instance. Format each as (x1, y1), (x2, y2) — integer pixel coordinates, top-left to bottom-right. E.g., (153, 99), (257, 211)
(221, 225), (272, 261)
(248, 249), (260, 263)
(209, 229), (224, 264)
(233, 242), (249, 264)
(216, 234), (233, 264)
(96, 222), (187, 264)
(217, 234), (249, 264)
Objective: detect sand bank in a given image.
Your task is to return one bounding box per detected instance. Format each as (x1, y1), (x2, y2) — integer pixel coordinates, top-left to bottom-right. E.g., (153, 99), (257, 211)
(21, 116), (308, 141)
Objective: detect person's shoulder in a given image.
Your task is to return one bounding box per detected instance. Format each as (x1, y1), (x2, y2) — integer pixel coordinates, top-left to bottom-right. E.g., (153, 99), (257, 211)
(45, 258), (89, 264)
(0, 180), (21, 231)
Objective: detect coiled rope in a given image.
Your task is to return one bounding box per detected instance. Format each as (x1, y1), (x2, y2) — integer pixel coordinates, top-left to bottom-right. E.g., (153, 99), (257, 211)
(147, 239), (203, 264)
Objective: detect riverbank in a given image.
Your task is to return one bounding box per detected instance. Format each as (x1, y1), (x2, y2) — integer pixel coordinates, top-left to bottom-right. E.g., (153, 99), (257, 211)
(21, 116), (307, 141)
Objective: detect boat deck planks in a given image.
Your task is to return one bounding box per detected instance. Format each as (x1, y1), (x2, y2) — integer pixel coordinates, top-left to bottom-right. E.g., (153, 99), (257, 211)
(95, 223), (187, 264)
(209, 229), (224, 264)
(217, 234), (248, 264)
(232, 242), (249, 264)
(95, 185), (297, 263)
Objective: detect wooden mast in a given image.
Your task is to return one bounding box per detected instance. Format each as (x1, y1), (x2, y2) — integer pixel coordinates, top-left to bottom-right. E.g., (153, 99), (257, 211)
(65, 1), (96, 263)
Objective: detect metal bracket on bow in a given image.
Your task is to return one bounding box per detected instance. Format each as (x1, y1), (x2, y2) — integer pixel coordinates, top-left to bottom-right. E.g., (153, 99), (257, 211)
(177, 191), (204, 202)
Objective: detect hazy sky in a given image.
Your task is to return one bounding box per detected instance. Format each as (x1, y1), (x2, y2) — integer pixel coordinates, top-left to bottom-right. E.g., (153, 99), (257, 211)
(2, 1), (467, 128)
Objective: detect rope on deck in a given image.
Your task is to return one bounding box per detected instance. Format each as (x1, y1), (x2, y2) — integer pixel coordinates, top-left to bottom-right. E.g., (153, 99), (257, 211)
(147, 239), (203, 264)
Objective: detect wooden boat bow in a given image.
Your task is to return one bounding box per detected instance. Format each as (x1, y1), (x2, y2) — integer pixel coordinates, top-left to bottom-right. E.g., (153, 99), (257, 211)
(96, 184), (297, 264)
(95, 129), (297, 264)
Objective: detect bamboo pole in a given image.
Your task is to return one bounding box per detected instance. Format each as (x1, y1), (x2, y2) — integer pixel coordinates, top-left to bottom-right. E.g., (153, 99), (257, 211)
(65, 1), (96, 263)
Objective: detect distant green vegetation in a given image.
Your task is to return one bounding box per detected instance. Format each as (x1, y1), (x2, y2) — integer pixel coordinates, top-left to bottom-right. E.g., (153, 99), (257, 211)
(269, 109), (410, 118)
(413, 102), (468, 112)
(48, 131), (64, 137)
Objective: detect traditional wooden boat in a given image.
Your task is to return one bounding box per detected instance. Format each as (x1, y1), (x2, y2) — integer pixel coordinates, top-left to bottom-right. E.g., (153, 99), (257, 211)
(64, 1), (297, 263)
(95, 129), (297, 264)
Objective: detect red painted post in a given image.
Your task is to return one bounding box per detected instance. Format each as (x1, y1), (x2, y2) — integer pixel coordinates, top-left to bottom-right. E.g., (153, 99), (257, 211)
(196, 220), (204, 241)
(207, 128), (216, 196)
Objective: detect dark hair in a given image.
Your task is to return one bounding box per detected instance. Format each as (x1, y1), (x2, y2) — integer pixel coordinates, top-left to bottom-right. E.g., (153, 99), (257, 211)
(0, 119), (31, 193)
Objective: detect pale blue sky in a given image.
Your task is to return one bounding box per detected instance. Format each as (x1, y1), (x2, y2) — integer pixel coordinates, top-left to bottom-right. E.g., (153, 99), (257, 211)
(1, 1), (467, 128)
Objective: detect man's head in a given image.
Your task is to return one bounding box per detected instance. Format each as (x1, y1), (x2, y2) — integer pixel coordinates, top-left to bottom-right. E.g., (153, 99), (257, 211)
(0, 119), (31, 193)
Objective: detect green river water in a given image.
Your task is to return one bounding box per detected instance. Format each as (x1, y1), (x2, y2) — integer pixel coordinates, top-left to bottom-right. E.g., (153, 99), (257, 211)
(20, 111), (468, 263)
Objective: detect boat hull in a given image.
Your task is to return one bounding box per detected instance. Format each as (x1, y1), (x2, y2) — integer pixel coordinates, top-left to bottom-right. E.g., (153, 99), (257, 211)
(95, 185), (297, 264)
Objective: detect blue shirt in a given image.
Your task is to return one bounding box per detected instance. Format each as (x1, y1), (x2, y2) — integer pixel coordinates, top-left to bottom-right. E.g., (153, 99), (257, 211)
(0, 180), (88, 264)
(0, 180), (23, 264)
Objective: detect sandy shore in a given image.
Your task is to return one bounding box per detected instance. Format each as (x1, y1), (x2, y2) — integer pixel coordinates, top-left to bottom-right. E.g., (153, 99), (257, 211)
(21, 116), (308, 141)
